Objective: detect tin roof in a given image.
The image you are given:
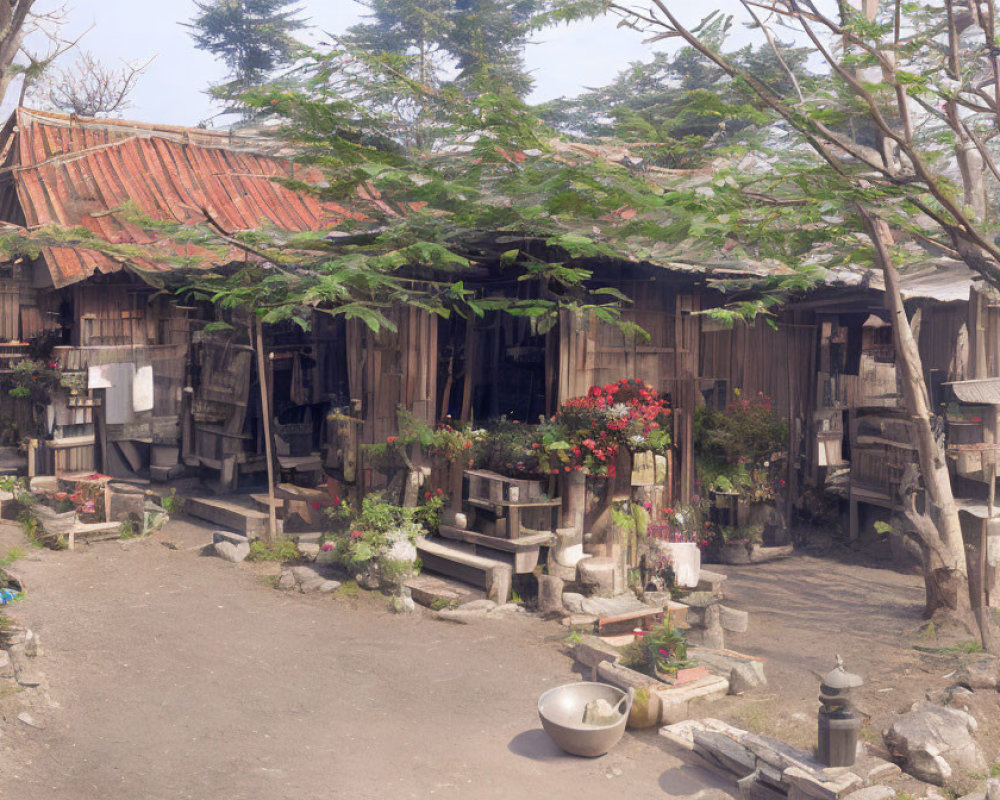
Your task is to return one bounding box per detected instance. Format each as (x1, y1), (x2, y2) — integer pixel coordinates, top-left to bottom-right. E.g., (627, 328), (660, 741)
(1, 108), (358, 288)
(943, 378), (1000, 404)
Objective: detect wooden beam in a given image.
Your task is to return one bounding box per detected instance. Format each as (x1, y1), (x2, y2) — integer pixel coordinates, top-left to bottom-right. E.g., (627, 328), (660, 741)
(255, 317), (277, 543)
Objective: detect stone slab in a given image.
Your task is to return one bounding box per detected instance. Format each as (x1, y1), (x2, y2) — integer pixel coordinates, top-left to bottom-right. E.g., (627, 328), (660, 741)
(405, 573), (483, 608)
(573, 636), (622, 670)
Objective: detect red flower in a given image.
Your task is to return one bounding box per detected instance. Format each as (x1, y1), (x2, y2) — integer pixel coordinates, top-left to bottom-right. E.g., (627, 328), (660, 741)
(386, 436), (398, 444)
(436, 488), (443, 496)
(312, 502), (321, 510)
(425, 492), (432, 499)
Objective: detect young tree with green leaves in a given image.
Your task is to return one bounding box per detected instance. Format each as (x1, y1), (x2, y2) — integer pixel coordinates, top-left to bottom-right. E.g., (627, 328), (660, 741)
(587, 0), (1000, 649)
(184, 0), (305, 99)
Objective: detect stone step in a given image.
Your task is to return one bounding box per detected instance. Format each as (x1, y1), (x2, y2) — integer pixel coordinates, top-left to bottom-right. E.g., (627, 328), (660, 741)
(416, 537), (512, 604)
(405, 573), (484, 609)
(185, 495), (269, 537)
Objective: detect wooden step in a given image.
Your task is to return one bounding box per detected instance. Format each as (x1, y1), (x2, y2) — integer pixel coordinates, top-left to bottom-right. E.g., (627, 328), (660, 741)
(185, 496), (269, 537)
(416, 538), (512, 604)
(438, 525), (552, 573)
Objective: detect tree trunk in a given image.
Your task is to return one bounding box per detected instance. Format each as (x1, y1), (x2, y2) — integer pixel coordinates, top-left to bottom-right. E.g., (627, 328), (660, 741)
(861, 209), (987, 646)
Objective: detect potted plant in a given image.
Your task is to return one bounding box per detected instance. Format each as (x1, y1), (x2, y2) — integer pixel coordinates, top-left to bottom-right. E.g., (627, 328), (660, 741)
(718, 524), (765, 565)
(322, 493), (424, 593)
(622, 619), (703, 684)
(645, 504), (704, 589)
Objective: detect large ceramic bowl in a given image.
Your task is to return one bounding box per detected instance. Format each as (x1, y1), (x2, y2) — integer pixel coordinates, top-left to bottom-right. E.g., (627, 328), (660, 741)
(537, 682), (634, 757)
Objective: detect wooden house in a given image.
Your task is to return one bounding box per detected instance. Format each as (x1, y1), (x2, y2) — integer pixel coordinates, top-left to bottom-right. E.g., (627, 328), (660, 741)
(0, 106), (995, 595)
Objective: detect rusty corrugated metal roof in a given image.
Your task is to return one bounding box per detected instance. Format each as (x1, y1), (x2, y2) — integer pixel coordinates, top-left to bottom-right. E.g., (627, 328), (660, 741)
(6, 108), (357, 288)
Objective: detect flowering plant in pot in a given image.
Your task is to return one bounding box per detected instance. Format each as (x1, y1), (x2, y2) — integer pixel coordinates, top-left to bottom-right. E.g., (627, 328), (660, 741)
(533, 378), (672, 479)
(621, 619), (696, 681)
(322, 493), (423, 590)
(645, 504), (709, 589)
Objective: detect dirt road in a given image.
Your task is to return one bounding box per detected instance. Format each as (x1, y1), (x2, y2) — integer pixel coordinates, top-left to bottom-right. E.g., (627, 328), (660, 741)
(0, 521), (734, 800)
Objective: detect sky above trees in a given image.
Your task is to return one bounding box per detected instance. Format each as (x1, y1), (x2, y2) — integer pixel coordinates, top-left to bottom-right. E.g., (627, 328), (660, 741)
(10, 0), (751, 126)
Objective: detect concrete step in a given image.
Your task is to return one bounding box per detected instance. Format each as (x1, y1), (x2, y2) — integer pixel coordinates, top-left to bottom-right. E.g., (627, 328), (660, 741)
(416, 537), (512, 604)
(185, 495), (270, 537)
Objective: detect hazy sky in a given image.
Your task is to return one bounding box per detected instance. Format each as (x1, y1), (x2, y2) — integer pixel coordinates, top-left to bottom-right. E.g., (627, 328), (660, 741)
(17, 1), (750, 127)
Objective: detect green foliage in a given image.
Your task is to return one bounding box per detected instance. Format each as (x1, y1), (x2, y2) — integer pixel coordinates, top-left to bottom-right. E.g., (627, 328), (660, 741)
(247, 537), (301, 562)
(718, 524), (764, 545)
(0, 548), (24, 570)
(542, 32), (813, 168)
(348, 0), (545, 98)
(475, 416), (540, 477)
(610, 501), (649, 537)
(1, 359), (64, 405)
(185, 0), (305, 95)
(620, 619), (695, 678)
(325, 493), (422, 582)
(160, 489), (184, 517)
(119, 520), (137, 540)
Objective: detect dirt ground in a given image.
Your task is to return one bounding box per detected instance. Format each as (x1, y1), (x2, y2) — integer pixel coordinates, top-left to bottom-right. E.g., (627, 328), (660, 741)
(0, 519), (736, 800)
(710, 553), (1000, 774)
(0, 521), (996, 799)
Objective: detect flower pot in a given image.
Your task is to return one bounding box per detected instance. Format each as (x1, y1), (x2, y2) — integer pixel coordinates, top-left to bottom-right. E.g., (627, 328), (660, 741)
(720, 540), (754, 565)
(655, 541), (701, 588)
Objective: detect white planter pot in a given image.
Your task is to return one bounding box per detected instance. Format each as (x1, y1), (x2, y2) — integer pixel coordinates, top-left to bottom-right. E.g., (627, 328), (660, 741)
(659, 541), (701, 588)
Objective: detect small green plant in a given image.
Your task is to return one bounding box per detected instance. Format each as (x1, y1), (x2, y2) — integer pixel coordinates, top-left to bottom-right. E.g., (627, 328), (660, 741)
(0, 548), (24, 569)
(990, 763), (1000, 778)
(160, 489), (183, 516)
(510, 589), (523, 604)
(119, 520), (137, 540)
(247, 537), (300, 562)
(566, 630), (584, 645)
(429, 597), (458, 611)
(334, 580), (360, 600)
(17, 510), (43, 548)
(620, 619), (696, 678)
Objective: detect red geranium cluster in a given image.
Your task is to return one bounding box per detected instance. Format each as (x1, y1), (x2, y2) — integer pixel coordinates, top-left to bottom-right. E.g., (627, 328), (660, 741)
(534, 378), (672, 477)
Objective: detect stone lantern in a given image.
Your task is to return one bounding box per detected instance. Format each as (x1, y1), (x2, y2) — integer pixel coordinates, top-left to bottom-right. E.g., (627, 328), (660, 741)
(817, 655), (863, 767)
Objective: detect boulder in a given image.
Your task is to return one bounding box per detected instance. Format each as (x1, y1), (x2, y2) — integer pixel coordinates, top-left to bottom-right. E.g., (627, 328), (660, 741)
(277, 565), (341, 594)
(986, 778), (1000, 800)
(729, 662), (766, 694)
(214, 540), (250, 563)
(955, 656), (999, 691)
(883, 704), (986, 785)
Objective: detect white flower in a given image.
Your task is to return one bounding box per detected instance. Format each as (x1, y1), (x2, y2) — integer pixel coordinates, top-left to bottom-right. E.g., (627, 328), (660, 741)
(384, 531), (418, 564)
(610, 403), (630, 418)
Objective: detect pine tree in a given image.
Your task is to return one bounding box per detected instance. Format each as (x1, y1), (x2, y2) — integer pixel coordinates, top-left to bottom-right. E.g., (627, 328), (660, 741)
(347, 0), (544, 97)
(185, 0), (306, 93)
(446, 0), (541, 97)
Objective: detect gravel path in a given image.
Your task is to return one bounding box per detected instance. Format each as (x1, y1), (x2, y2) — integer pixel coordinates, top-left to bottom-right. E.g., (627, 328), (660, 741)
(0, 519), (734, 800)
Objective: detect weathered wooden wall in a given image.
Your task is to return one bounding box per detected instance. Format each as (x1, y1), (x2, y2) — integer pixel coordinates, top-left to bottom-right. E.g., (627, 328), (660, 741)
(347, 306), (438, 489)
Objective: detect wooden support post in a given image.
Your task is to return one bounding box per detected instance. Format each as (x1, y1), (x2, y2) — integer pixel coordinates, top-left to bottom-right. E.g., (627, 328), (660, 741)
(255, 317), (278, 543)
